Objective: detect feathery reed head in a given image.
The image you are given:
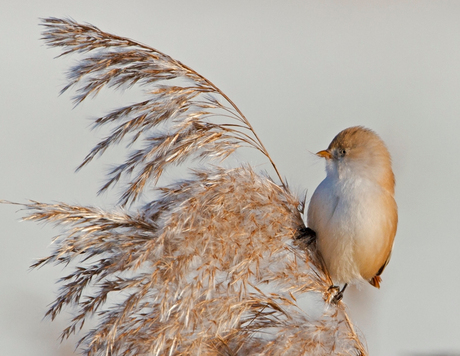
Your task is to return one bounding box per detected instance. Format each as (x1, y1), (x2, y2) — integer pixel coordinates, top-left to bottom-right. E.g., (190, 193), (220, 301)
(3, 17), (367, 355)
(41, 17), (285, 206)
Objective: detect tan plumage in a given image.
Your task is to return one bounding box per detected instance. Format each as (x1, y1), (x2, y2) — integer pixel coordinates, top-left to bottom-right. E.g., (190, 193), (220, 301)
(307, 126), (398, 288)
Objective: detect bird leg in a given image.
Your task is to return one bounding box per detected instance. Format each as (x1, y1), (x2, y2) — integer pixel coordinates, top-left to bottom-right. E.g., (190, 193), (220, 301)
(329, 283), (348, 304)
(295, 227), (348, 304)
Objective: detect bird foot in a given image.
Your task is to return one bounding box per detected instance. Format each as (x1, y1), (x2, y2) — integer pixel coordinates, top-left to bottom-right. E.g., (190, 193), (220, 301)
(327, 284), (348, 304)
(295, 227), (316, 245)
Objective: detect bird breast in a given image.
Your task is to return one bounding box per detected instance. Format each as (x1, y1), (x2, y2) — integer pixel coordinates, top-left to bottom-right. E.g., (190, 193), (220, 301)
(307, 174), (396, 284)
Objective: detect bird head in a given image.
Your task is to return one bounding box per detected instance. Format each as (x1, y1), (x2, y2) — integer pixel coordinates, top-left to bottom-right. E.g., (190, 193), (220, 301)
(316, 126), (394, 192)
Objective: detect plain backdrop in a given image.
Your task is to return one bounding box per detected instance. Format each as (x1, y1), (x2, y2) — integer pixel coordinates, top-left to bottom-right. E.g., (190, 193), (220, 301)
(1, 1), (460, 355)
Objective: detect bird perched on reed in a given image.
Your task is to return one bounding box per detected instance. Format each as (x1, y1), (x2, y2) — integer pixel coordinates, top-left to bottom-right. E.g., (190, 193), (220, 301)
(3, 17), (374, 356)
(307, 126), (398, 300)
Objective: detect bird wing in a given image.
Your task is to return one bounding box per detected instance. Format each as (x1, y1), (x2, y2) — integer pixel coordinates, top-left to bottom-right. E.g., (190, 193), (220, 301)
(369, 251), (391, 288)
(369, 197), (397, 288)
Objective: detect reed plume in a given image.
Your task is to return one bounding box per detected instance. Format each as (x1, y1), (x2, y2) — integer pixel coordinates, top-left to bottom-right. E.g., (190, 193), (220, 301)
(5, 17), (367, 355)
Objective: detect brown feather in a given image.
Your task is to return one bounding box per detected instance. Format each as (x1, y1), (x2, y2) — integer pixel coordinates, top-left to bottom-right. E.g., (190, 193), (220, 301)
(369, 275), (382, 288)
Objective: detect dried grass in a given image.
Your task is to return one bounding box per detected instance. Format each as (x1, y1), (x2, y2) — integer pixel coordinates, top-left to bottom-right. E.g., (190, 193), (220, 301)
(3, 18), (367, 355)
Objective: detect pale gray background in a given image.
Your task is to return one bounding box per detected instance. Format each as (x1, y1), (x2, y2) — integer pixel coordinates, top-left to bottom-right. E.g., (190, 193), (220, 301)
(1, 1), (460, 355)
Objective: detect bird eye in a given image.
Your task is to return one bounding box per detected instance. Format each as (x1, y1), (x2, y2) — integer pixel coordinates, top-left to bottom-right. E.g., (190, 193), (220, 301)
(338, 149), (346, 157)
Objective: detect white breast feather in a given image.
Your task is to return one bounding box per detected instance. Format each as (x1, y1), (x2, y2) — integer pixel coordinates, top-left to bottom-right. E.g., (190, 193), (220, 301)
(308, 174), (388, 285)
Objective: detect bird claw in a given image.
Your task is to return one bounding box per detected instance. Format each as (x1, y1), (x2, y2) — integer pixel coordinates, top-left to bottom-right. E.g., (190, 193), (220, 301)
(331, 289), (344, 304)
(327, 284), (347, 304)
(295, 226), (316, 245)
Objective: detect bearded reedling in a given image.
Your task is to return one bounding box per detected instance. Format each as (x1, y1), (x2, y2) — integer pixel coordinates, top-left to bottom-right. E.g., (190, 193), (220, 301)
(307, 126), (398, 301)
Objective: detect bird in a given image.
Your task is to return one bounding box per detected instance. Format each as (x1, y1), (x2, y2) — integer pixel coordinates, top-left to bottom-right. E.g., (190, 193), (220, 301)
(307, 126), (397, 298)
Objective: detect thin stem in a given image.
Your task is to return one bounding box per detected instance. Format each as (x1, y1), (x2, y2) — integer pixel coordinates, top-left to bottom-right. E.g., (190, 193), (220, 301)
(340, 304), (367, 355)
(176, 60), (287, 190)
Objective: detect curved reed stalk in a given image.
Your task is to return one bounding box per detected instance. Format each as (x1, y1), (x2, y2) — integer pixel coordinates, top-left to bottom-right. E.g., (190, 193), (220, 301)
(42, 17), (285, 205)
(5, 18), (367, 355)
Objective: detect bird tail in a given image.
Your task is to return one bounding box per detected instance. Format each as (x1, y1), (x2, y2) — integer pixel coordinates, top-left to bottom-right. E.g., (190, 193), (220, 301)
(369, 275), (382, 288)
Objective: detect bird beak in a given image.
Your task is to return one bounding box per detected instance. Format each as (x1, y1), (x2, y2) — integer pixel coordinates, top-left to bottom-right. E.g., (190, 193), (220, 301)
(316, 149), (332, 160)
